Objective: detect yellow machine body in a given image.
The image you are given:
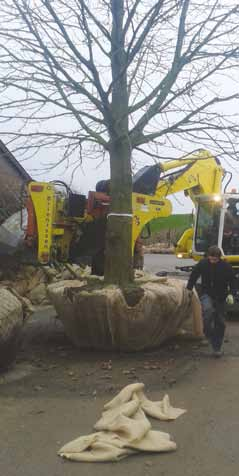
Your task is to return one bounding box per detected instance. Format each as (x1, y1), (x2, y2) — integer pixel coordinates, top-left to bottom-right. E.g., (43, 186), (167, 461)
(26, 149), (224, 265)
(27, 183), (88, 263)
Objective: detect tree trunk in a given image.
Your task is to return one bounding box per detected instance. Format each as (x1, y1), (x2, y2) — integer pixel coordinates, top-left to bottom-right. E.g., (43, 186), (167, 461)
(104, 0), (134, 286)
(104, 139), (133, 286)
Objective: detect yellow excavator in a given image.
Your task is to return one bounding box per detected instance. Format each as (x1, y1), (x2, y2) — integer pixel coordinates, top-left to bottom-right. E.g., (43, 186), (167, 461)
(23, 149), (224, 274)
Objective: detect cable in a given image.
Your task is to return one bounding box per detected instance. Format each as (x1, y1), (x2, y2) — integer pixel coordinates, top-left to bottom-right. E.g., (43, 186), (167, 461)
(223, 171), (233, 193)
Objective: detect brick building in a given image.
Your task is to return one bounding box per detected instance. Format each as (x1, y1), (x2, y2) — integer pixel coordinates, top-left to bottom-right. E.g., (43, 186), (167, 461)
(0, 141), (31, 223)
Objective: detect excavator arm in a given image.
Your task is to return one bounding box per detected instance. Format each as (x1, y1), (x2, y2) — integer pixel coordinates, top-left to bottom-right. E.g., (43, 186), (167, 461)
(131, 149), (224, 249)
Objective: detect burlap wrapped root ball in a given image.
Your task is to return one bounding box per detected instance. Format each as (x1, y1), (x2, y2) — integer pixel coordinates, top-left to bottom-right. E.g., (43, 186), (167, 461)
(0, 288), (25, 369)
(48, 277), (202, 352)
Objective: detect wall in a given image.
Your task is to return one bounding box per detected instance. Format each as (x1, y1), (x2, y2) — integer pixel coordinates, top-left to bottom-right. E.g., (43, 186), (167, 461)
(0, 153), (28, 223)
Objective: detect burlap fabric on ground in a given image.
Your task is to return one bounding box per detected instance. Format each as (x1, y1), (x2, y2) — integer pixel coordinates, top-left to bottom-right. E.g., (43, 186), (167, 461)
(48, 276), (202, 351)
(58, 382), (186, 462)
(0, 288), (24, 369)
(0, 263), (89, 306)
(0, 265), (48, 304)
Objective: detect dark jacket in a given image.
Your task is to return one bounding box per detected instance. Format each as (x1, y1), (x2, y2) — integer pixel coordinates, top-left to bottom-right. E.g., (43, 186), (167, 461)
(187, 258), (236, 301)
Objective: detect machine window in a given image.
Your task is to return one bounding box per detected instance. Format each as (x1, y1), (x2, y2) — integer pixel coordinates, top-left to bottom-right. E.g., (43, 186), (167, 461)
(194, 201), (221, 252)
(222, 199), (239, 255)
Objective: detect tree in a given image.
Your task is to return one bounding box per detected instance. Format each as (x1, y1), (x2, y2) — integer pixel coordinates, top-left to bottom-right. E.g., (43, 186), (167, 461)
(0, 0), (239, 285)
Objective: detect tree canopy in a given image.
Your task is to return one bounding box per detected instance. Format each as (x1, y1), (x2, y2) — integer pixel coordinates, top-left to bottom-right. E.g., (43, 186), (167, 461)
(0, 1), (239, 170)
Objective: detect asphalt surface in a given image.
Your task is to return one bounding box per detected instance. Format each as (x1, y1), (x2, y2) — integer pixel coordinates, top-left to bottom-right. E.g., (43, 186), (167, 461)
(1, 254), (239, 476)
(144, 253), (195, 274)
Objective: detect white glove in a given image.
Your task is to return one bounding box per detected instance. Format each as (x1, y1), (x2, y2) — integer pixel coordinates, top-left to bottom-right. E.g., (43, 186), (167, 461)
(226, 294), (234, 305)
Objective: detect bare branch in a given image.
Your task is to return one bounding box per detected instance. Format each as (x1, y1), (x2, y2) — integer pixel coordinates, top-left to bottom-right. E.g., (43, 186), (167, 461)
(134, 94), (239, 146)
(42, 0), (111, 112)
(123, 0), (141, 37)
(76, 0), (112, 42)
(129, 0), (190, 135)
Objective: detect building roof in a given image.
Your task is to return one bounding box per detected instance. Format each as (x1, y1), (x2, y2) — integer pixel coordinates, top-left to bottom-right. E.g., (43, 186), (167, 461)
(0, 140), (31, 181)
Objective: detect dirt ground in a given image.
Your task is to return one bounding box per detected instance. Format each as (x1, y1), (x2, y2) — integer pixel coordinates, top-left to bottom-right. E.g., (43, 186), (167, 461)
(1, 255), (239, 476)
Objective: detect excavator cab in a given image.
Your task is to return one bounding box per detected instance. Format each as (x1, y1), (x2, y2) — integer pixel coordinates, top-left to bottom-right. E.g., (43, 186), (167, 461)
(193, 195), (222, 254)
(193, 194), (239, 263)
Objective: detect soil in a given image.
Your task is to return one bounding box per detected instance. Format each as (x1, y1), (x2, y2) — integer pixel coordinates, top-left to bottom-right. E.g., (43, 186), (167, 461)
(121, 285), (145, 306)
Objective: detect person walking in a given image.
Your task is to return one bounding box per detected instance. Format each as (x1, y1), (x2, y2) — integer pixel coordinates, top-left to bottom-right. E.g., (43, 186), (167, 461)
(186, 245), (235, 357)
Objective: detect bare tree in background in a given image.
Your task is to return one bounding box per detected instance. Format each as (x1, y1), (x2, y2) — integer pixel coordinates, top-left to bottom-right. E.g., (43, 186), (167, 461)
(0, 0), (239, 284)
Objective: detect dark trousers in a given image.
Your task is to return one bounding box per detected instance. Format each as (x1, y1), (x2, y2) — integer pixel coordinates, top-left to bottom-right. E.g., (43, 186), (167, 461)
(200, 294), (226, 351)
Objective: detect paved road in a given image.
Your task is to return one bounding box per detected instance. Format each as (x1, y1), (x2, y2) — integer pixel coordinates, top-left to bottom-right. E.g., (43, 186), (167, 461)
(1, 255), (239, 476)
(144, 253), (195, 274)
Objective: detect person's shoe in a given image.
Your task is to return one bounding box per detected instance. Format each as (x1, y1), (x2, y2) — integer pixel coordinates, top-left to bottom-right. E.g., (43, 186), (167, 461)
(213, 350), (223, 358)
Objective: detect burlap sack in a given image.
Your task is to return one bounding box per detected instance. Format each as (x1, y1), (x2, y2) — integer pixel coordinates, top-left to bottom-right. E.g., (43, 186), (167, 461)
(48, 276), (202, 351)
(0, 288), (24, 369)
(58, 383), (184, 463)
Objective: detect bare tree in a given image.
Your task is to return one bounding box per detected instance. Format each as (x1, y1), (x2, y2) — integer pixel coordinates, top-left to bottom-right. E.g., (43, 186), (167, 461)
(0, 0), (239, 284)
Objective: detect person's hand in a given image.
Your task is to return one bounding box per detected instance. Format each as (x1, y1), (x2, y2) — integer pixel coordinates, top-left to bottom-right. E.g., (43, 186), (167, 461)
(226, 294), (234, 305)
